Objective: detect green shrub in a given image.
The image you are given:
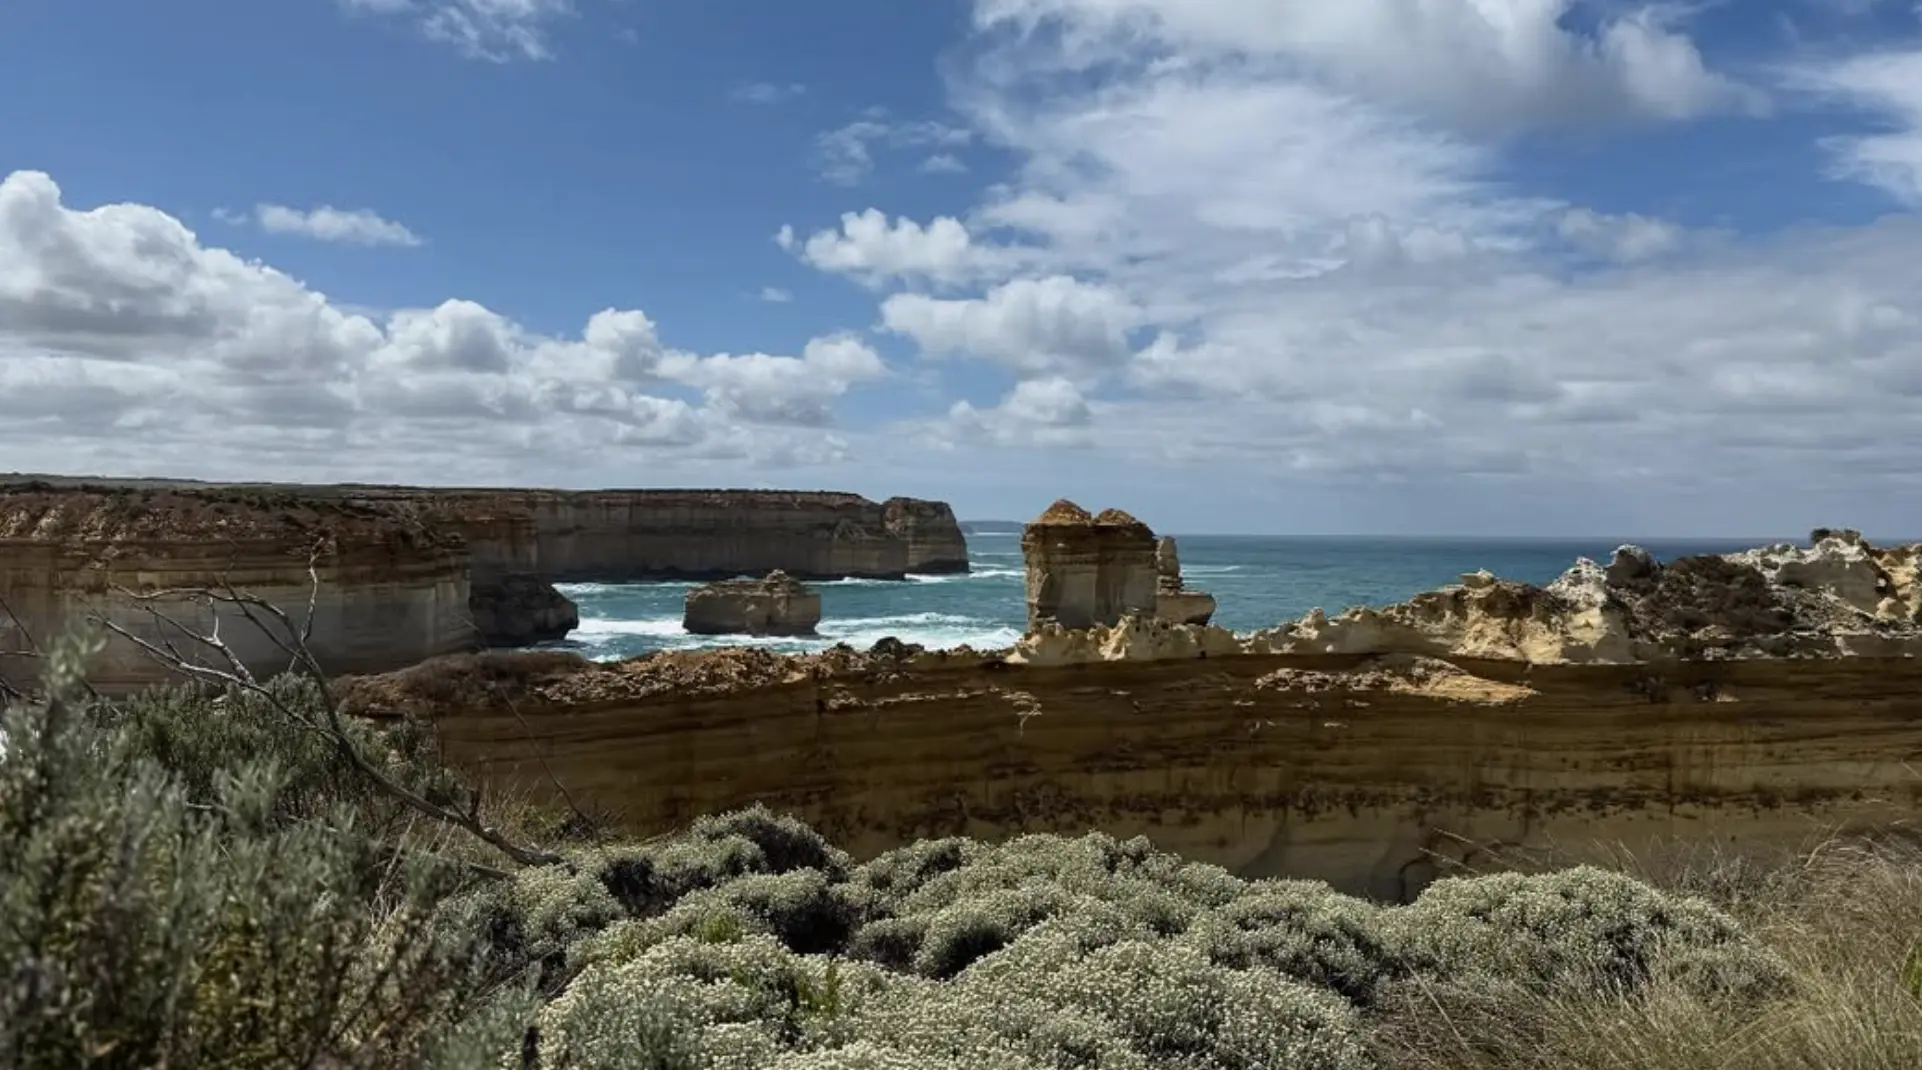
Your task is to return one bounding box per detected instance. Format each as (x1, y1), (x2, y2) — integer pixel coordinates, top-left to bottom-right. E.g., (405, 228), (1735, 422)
(0, 636), (522, 1069)
(1184, 879), (1403, 1005)
(1387, 865), (1790, 1000)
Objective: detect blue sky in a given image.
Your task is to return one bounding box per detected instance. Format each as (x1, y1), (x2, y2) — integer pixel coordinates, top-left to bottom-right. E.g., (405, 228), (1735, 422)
(4, 0), (1922, 536)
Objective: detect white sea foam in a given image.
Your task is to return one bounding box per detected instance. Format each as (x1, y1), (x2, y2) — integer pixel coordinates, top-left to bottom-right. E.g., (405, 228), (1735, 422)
(562, 611), (1021, 659)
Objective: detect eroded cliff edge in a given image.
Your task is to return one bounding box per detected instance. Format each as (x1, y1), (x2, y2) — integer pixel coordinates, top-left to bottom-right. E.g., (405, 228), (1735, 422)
(1, 478), (969, 684)
(0, 484), (477, 693)
(339, 527), (1922, 901)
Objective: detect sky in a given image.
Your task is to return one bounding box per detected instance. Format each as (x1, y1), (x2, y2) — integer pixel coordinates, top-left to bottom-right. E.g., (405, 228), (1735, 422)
(3, 0), (1922, 537)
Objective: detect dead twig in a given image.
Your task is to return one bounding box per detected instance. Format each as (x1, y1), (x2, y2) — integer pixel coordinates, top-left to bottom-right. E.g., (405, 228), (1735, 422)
(93, 556), (564, 869)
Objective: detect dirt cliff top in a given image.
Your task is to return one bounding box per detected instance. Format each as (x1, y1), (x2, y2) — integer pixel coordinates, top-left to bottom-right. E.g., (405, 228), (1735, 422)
(1031, 499), (1095, 526)
(0, 482), (458, 550)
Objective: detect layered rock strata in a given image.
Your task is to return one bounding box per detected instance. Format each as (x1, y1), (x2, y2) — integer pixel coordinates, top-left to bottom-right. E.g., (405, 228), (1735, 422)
(1021, 500), (1159, 629)
(342, 528), (1922, 901)
(683, 571), (822, 637)
(3, 476), (969, 655)
(1154, 535), (1217, 626)
(377, 488), (969, 583)
(0, 484), (476, 693)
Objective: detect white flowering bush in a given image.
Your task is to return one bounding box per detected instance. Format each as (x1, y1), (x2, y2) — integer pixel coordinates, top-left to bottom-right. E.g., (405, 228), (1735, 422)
(1386, 865), (1791, 999)
(1181, 879), (1403, 1005)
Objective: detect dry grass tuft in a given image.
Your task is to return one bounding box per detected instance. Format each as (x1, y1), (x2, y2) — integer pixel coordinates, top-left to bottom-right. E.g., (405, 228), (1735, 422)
(1370, 830), (1922, 1070)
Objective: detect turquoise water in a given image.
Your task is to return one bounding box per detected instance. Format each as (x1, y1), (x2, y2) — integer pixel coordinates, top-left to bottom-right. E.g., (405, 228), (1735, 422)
(548, 534), (1791, 662)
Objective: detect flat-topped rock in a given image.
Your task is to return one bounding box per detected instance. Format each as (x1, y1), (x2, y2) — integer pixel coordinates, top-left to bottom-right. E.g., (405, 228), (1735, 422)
(1153, 534), (1216, 626)
(682, 570), (822, 637)
(1021, 499), (1158, 629)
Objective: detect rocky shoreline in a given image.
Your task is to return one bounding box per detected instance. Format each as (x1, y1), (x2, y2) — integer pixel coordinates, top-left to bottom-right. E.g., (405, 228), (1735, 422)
(333, 516), (1922, 899)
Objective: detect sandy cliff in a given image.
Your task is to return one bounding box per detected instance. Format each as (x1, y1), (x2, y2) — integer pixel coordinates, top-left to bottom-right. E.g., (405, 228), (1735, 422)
(0, 484), (476, 693)
(340, 528), (1922, 900)
(367, 487), (971, 583)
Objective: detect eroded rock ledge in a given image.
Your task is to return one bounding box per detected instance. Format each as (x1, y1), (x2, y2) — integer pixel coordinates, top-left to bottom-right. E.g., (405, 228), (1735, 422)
(339, 527), (1922, 900)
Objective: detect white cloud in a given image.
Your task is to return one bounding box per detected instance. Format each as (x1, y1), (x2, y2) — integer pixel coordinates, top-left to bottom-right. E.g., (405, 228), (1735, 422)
(880, 275), (1142, 375)
(759, 286), (794, 303)
(946, 376), (1095, 446)
(920, 153), (969, 174)
(1790, 48), (1922, 204)
(250, 203), (424, 247)
(0, 170), (864, 482)
(339, 0), (571, 62)
(969, 0), (1764, 132)
(813, 117), (973, 185)
(779, 209), (1012, 287)
(764, 3), (1922, 533)
(660, 334), (887, 426)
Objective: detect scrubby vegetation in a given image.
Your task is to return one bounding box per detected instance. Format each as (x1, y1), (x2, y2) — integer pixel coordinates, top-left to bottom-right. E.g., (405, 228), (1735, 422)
(4, 632), (1921, 1068)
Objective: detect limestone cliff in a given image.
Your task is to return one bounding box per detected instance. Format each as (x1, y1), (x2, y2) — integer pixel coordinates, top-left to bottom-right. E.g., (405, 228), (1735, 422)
(1021, 500), (1158, 629)
(368, 487), (970, 583)
(1154, 535), (1217, 626)
(340, 528), (1922, 901)
(0, 483), (476, 693)
(683, 571), (822, 637)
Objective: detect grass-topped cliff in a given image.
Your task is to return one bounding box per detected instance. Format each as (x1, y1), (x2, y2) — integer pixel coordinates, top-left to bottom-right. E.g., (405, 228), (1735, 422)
(5, 635), (1920, 1069)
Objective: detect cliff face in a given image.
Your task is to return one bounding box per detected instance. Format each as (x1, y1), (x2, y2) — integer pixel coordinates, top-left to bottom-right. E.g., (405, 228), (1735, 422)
(1021, 500), (1159, 629)
(342, 529), (1922, 901)
(365, 488), (970, 583)
(1154, 535), (1217, 626)
(0, 485), (476, 693)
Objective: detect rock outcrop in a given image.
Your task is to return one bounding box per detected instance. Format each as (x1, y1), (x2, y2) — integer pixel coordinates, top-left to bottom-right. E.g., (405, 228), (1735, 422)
(683, 571), (822, 637)
(1154, 535), (1216, 626)
(469, 574), (580, 647)
(883, 497), (970, 574)
(1021, 500), (1159, 629)
(0, 484), (476, 693)
(343, 528), (1922, 901)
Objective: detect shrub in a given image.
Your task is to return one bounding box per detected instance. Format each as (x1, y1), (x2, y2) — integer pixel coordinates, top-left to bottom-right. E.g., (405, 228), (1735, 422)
(1387, 865), (1789, 1000)
(1184, 879), (1403, 1005)
(0, 635), (521, 1069)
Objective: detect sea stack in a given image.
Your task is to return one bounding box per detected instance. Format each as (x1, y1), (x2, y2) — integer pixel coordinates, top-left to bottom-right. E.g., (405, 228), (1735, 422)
(1020, 500), (1158, 629)
(1154, 536), (1217, 626)
(682, 571), (823, 636)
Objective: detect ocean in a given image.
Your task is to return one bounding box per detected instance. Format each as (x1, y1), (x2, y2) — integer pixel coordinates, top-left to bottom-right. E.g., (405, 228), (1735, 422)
(548, 534), (1792, 662)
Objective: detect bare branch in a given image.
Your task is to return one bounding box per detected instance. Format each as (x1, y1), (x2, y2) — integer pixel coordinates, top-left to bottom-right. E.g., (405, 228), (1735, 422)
(93, 569), (565, 870)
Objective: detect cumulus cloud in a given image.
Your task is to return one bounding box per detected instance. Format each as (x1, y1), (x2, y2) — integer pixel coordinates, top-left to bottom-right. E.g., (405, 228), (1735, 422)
(247, 204), (423, 247)
(339, 0), (571, 62)
(0, 170), (864, 481)
(778, 209), (1014, 288)
(766, 2), (1922, 532)
(880, 275), (1142, 376)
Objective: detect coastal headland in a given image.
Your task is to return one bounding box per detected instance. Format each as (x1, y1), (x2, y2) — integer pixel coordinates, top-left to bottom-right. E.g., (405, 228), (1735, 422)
(0, 475), (966, 690)
(5, 478), (1918, 900)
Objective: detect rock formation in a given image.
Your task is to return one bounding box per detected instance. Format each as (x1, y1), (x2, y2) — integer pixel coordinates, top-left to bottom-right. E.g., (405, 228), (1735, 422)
(1153, 535), (1216, 626)
(1021, 500), (1159, 629)
(2, 477), (970, 680)
(0, 484), (476, 693)
(469, 574), (580, 647)
(382, 487), (968, 582)
(683, 571), (822, 637)
(343, 528), (1922, 901)
(883, 497), (970, 574)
